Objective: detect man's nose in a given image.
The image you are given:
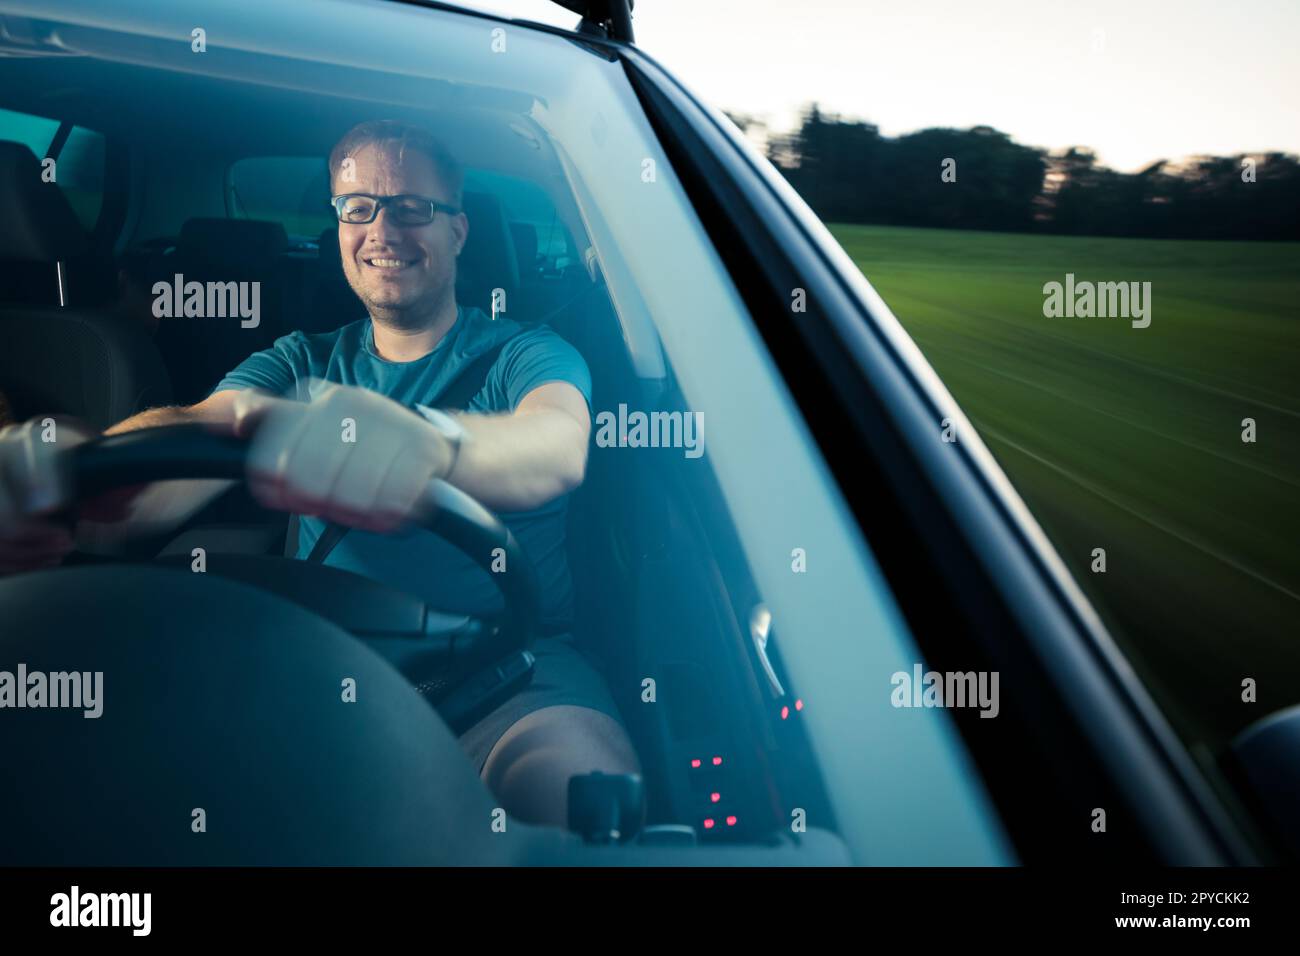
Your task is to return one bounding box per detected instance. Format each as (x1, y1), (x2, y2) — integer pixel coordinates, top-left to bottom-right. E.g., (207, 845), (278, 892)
(365, 205), (404, 244)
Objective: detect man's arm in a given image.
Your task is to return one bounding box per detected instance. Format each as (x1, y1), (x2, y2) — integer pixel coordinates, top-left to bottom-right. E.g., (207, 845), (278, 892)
(105, 389), (241, 434)
(77, 390), (245, 548)
(447, 381), (590, 513)
(217, 379), (586, 531)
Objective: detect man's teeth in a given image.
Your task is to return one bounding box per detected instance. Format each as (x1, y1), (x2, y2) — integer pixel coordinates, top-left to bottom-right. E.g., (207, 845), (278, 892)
(367, 257), (411, 268)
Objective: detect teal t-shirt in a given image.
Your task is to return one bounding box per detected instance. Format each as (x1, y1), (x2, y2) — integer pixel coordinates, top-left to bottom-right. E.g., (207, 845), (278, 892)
(212, 305), (591, 632)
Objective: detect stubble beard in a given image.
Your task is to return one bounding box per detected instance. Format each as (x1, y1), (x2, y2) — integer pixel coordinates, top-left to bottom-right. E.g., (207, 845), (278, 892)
(358, 274), (456, 334)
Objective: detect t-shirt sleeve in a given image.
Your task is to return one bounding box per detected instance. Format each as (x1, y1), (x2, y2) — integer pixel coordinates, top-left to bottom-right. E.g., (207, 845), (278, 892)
(208, 332), (306, 399)
(494, 327), (592, 414)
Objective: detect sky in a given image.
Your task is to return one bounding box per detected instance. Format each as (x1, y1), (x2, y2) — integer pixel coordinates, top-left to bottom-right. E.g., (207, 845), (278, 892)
(454, 0), (1300, 172)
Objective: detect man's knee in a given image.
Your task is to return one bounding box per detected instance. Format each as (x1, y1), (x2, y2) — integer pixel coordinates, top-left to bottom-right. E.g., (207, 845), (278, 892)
(480, 704), (639, 828)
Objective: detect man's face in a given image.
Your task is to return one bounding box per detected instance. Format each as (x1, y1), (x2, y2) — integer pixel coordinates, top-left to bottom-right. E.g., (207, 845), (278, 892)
(332, 142), (467, 328)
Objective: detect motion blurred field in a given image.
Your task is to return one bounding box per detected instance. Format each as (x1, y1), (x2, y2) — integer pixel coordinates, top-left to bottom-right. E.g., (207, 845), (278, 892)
(834, 223), (1300, 754)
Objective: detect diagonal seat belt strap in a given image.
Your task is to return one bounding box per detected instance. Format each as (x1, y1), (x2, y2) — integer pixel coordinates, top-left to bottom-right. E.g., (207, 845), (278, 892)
(305, 521), (349, 563)
(303, 338), (511, 564)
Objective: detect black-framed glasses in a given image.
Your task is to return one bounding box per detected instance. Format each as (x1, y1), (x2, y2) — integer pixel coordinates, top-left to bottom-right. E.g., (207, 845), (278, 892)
(329, 193), (460, 226)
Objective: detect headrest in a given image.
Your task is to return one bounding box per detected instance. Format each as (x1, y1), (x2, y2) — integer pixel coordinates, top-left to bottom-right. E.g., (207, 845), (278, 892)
(457, 191), (519, 313)
(177, 218), (288, 269)
(0, 309), (173, 429)
(509, 222), (538, 277)
(0, 141), (89, 261)
(317, 227), (345, 283)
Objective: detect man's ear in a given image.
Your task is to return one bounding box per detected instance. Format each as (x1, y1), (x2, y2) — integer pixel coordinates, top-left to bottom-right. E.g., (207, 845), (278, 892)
(451, 210), (469, 256)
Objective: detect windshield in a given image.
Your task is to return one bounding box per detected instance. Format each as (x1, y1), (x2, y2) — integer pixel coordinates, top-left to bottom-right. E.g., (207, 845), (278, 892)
(0, 0), (1008, 863)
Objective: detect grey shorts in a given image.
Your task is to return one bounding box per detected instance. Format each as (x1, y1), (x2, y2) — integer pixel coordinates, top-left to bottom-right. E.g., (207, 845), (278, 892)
(457, 635), (626, 773)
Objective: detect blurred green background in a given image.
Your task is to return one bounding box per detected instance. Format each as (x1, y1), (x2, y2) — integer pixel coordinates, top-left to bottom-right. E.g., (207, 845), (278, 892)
(832, 224), (1300, 754)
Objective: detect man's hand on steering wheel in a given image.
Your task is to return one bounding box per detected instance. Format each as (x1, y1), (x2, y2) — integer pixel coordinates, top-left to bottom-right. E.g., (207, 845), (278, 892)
(0, 417), (107, 573)
(230, 382), (456, 534)
(0, 383), (456, 574)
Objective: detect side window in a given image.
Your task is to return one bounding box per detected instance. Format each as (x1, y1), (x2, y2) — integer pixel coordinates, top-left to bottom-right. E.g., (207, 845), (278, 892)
(0, 106), (105, 231)
(0, 105), (59, 156)
(56, 126), (106, 231)
(229, 156), (334, 238)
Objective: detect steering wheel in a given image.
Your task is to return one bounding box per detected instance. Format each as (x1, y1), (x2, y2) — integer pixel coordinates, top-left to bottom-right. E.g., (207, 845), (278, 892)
(69, 424), (542, 731)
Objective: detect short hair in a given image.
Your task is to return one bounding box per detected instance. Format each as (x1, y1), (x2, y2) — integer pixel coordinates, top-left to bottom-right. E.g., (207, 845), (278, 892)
(328, 120), (464, 208)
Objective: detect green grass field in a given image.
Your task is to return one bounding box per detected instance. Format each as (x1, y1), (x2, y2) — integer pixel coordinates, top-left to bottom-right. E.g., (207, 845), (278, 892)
(830, 224), (1300, 753)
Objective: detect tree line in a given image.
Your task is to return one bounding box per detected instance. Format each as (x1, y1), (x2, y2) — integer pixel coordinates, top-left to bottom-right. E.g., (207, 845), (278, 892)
(730, 105), (1300, 241)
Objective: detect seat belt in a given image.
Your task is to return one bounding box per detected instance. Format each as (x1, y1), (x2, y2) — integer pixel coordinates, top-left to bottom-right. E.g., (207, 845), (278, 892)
(304, 338), (511, 564)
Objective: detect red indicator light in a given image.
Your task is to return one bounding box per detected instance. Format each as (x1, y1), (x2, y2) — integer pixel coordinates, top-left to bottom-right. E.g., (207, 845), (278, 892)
(690, 758), (701, 769)
(703, 818), (715, 829)
(710, 792), (721, 803)
(726, 816), (737, 827)
(780, 705), (789, 720)
(795, 699), (804, 711)
(712, 756), (722, 766)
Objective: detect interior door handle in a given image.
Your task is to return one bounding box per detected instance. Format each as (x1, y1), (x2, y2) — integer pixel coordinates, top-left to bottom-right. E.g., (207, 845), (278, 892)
(749, 602), (785, 698)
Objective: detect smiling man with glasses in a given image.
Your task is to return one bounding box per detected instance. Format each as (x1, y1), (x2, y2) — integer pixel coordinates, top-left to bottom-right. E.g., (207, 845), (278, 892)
(0, 120), (640, 827)
(325, 122), (469, 346)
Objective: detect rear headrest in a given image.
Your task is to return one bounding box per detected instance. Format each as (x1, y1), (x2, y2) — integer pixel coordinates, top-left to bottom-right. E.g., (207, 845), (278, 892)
(177, 218), (288, 269)
(0, 141), (88, 261)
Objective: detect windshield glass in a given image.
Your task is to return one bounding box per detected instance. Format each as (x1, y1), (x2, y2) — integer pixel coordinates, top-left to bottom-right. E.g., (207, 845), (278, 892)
(0, 0), (1008, 863)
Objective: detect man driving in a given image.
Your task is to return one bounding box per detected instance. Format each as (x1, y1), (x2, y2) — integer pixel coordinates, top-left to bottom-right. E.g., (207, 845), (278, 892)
(0, 120), (639, 827)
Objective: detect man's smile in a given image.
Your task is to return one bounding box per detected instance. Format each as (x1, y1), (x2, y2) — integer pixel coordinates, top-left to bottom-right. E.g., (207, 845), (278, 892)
(362, 254), (420, 271)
